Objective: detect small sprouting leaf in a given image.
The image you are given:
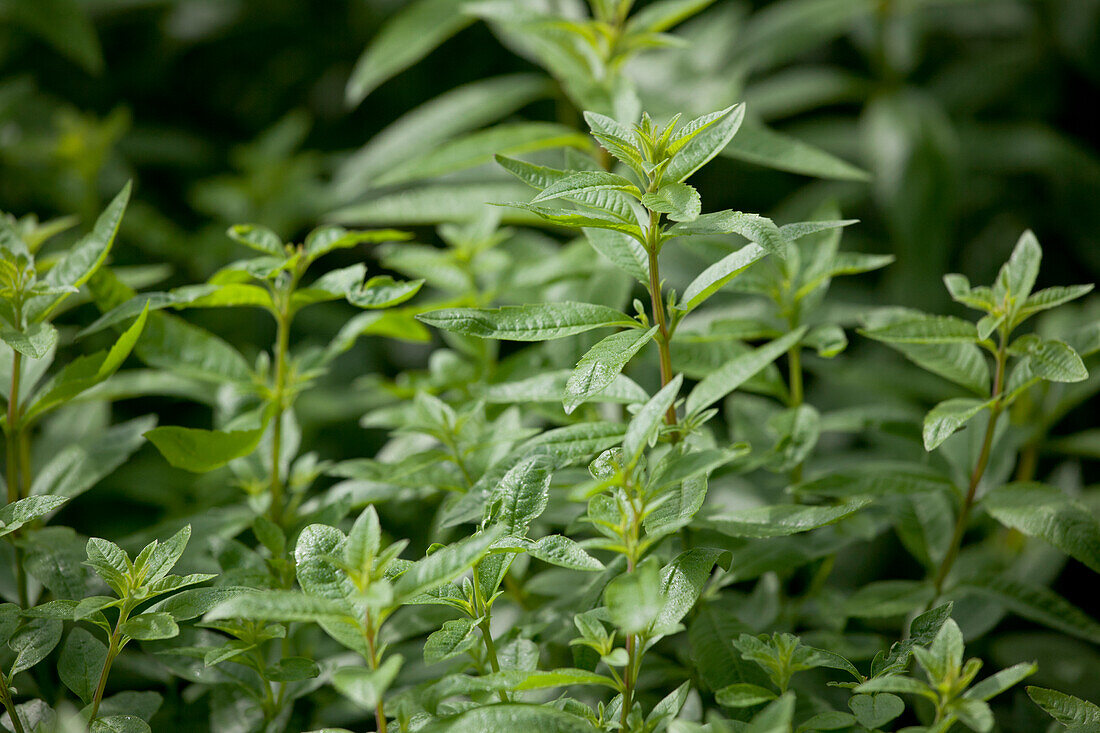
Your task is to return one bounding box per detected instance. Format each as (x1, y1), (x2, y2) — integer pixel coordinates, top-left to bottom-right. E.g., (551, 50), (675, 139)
(642, 182), (701, 222)
(996, 229), (1041, 301)
(564, 326), (657, 414)
(417, 303), (635, 341)
(665, 104), (746, 183)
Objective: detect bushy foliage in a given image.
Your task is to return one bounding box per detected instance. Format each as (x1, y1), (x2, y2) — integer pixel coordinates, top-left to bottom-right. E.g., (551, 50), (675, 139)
(1, 1), (1098, 732)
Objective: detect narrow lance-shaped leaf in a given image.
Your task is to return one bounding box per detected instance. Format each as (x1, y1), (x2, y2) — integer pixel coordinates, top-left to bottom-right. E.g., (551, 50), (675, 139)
(685, 327), (806, 417)
(417, 302), (636, 341)
(564, 326), (657, 414)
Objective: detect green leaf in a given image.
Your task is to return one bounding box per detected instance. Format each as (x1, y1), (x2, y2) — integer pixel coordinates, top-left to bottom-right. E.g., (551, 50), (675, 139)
(22, 304), (150, 424)
(584, 229), (649, 285)
(564, 326), (657, 414)
(705, 500), (870, 538)
(665, 104), (746, 183)
(8, 618), (63, 674)
(378, 122), (589, 187)
(58, 628), (107, 704)
(963, 576), (1100, 644)
(346, 276), (424, 310)
(425, 619), (479, 664)
(1018, 284), (1094, 319)
(982, 483), (1100, 573)
(90, 716), (151, 733)
(849, 694), (904, 730)
(1027, 686), (1100, 729)
(395, 528), (503, 602)
(605, 560), (663, 635)
(120, 612), (179, 641)
(685, 328), (806, 416)
(667, 210), (787, 257)
(332, 656), (403, 708)
(1012, 335), (1088, 383)
(1, 322), (58, 359)
(489, 457), (552, 536)
(420, 704), (598, 732)
(525, 535), (603, 571)
(336, 75), (548, 197)
(345, 0), (473, 106)
(329, 182), (537, 226)
(417, 303), (635, 341)
(716, 683), (777, 707)
(923, 398), (993, 451)
(623, 375), (683, 466)
(226, 224), (283, 256)
(861, 315), (979, 344)
(996, 229), (1041, 301)
(30, 416), (155, 500)
(964, 662), (1036, 701)
(641, 182), (701, 222)
(266, 657), (321, 682)
(890, 341), (991, 396)
(677, 244), (768, 314)
(532, 171), (641, 203)
(626, 0), (716, 33)
(303, 226), (412, 259)
(653, 548), (727, 634)
(205, 590), (355, 623)
(0, 495), (68, 538)
(721, 118), (868, 181)
(746, 693), (796, 733)
(844, 580), (935, 618)
(5, 0), (103, 73)
(29, 183), (131, 321)
(145, 421), (267, 473)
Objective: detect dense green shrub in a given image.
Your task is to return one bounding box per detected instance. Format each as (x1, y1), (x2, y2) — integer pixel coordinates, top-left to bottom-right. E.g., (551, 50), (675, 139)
(1, 0), (1099, 732)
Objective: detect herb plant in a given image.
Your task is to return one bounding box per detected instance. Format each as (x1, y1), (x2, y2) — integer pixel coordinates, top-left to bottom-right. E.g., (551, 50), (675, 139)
(0, 0), (1098, 732)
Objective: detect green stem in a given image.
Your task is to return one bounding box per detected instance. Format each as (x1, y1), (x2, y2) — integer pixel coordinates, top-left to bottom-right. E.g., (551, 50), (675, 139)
(619, 489), (643, 732)
(644, 210), (677, 429)
(363, 608), (386, 733)
(89, 608), (128, 722)
(471, 565), (508, 702)
(930, 340), (1008, 601)
(5, 352), (28, 608)
(1, 679), (27, 733)
(268, 313), (290, 524)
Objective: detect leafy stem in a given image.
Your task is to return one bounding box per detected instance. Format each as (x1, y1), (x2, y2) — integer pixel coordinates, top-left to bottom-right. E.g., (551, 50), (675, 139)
(363, 605), (387, 732)
(618, 483), (644, 731)
(4, 347), (29, 608)
(470, 564), (508, 702)
(930, 334), (1009, 600)
(268, 308), (291, 525)
(644, 202), (676, 430)
(89, 602), (132, 722)
(0, 677), (26, 733)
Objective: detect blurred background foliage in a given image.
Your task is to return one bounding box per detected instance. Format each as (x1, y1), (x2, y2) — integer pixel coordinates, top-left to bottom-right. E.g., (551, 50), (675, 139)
(1, 0), (1099, 720)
